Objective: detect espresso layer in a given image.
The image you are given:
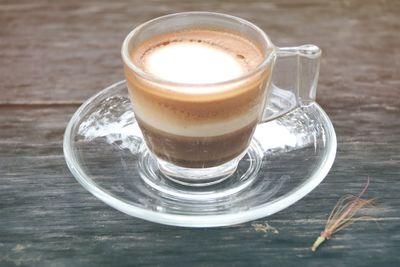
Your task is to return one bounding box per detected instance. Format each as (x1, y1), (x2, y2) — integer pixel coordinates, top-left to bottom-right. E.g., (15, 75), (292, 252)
(137, 118), (257, 168)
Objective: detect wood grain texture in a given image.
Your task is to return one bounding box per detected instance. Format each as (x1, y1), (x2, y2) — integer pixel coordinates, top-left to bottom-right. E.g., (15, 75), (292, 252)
(0, 0), (399, 266)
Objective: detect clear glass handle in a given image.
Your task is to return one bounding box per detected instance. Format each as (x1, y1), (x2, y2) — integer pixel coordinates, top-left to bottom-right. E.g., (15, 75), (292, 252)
(262, 44), (321, 122)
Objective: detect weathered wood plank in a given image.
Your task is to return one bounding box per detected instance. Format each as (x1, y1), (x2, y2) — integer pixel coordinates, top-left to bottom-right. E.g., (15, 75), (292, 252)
(0, 104), (399, 266)
(0, 0), (399, 103)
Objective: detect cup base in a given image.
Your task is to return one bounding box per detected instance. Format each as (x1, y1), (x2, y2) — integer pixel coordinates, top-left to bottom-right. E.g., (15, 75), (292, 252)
(156, 153), (244, 187)
(138, 142), (263, 201)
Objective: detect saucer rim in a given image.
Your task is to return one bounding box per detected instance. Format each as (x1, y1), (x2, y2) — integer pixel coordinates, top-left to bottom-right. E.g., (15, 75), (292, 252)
(63, 80), (337, 227)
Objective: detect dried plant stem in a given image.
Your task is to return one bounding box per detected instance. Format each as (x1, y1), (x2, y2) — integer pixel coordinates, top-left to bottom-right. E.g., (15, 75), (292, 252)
(311, 177), (374, 252)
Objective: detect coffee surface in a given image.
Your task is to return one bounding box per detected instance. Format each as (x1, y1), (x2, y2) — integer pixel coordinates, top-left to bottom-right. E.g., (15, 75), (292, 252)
(132, 29), (263, 85)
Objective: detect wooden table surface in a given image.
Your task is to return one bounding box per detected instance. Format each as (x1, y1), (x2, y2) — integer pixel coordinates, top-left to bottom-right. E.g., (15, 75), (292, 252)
(1, 0), (399, 266)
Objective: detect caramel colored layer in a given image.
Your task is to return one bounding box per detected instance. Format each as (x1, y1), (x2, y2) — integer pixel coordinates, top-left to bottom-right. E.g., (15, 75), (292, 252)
(126, 68), (270, 136)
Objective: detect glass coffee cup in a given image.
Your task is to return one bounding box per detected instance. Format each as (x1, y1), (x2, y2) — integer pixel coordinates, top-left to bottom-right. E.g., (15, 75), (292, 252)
(122, 12), (321, 186)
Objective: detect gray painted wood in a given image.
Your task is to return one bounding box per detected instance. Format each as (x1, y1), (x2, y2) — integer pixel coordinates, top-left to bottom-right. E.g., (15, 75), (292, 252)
(1, 0), (399, 266)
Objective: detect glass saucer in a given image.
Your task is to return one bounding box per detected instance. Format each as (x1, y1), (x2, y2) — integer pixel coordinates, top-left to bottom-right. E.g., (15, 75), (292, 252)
(63, 81), (336, 227)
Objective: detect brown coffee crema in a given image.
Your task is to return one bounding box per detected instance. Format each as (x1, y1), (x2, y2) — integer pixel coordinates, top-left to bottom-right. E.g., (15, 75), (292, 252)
(125, 29), (272, 167)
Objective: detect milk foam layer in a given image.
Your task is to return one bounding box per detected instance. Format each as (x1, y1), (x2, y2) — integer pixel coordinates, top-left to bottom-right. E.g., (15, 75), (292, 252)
(132, 29), (263, 86)
(144, 42), (245, 84)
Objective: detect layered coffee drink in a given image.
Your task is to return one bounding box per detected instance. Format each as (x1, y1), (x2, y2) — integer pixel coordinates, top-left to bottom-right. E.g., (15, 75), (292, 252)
(125, 28), (271, 167)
